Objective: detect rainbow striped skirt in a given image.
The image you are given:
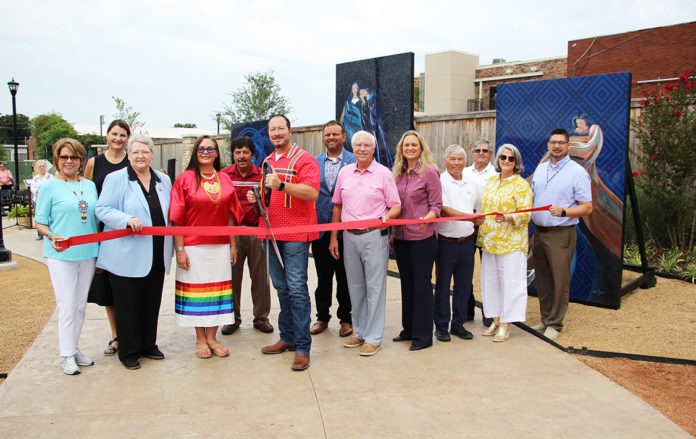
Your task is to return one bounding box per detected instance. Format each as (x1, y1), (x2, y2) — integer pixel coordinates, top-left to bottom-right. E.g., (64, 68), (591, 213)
(175, 244), (234, 327)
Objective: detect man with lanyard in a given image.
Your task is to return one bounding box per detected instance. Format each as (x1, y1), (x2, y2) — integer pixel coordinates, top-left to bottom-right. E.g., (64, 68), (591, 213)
(310, 121), (357, 337)
(220, 137), (274, 336)
(530, 128), (592, 340)
(434, 145), (480, 342)
(248, 114), (320, 371)
(462, 139), (496, 327)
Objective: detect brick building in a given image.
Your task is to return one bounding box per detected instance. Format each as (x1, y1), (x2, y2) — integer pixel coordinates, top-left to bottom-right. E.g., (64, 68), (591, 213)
(568, 21), (696, 98)
(474, 56), (567, 111)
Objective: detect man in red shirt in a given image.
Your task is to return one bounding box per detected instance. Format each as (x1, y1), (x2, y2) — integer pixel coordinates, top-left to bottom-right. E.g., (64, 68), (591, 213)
(220, 137), (273, 335)
(248, 114), (320, 371)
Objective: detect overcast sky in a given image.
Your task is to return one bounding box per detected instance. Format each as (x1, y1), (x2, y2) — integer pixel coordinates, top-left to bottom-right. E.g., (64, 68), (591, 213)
(1, 0), (694, 130)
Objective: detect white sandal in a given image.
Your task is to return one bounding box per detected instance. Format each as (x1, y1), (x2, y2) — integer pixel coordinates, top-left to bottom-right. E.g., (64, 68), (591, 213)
(482, 322), (499, 336)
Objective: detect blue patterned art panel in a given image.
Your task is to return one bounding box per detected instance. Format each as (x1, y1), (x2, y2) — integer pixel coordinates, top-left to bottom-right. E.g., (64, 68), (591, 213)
(230, 120), (273, 166)
(497, 72), (631, 308)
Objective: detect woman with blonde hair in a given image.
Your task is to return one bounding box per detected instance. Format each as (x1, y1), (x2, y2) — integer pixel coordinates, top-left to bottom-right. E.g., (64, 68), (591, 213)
(391, 130), (442, 351)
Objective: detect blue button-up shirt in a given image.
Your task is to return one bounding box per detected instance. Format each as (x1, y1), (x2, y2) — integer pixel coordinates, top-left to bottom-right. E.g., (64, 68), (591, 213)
(531, 155), (592, 227)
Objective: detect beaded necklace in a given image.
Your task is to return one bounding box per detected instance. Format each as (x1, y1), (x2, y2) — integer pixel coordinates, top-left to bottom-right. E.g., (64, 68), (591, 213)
(61, 175), (88, 223)
(201, 171), (221, 204)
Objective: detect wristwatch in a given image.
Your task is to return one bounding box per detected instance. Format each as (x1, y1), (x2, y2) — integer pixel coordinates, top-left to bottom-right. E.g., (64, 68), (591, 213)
(278, 181), (286, 191)
(561, 209), (567, 217)
(175, 246), (185, 252)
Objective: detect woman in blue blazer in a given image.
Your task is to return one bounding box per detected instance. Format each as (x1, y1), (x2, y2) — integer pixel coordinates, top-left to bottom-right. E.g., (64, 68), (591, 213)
(95, 134), (173, 370)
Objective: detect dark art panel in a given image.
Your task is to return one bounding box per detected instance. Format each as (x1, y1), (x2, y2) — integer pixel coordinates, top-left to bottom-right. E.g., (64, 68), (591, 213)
(230, 120), (272, 166)
(336, 53), (414, 168)
(496, 72), (631, 308)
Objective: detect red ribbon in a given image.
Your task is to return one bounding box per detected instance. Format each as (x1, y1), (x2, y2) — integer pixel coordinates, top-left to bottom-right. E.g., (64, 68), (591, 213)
(57, 206), (551, 249)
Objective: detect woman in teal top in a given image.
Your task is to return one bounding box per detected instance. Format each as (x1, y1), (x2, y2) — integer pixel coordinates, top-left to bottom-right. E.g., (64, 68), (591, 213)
(35, 138), (99, 376)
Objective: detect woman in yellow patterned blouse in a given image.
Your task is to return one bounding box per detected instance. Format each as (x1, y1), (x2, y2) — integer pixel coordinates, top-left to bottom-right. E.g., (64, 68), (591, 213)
(475, 144), (532, 342)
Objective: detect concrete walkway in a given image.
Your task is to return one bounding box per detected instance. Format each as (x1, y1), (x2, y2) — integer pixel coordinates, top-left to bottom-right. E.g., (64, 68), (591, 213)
(0, 226), (691, 438)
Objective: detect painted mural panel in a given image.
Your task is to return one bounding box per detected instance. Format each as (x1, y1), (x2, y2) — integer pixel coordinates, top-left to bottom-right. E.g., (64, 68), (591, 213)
(336, 53), (414, 168)
(496, 72), (631, 308)
(230, 120), (272, 166)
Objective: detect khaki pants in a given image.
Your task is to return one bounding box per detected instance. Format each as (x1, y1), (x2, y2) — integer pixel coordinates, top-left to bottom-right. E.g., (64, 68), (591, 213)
(232, 234), (271, 324)
(532, 226), (576, 331)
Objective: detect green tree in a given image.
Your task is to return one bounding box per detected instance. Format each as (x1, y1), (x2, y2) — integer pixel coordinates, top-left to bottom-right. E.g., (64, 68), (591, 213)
(173, 123), (197, 128)
(220, 70), (292, 129)
(30, 113), (78, 161)
(0, 113), (32, 161)
(0, 114), (32, 144)
(113, 96), (145, 133)
(632, 69), (696, 250)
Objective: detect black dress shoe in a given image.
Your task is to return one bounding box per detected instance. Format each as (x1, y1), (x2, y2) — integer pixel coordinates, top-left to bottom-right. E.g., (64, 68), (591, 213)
(435, 329), (451, 342)
(144, 347), (165, 360)
(122, 360), (141, 370)
(409, 344), (432, 351)
(482, 316), (494, 327)
(392, 335), (412, 342)
(451, 327), (474, 340)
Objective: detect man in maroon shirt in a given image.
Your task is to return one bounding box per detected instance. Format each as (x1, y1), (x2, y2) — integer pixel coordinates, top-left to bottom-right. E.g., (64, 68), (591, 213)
(220, 137), (273, 335)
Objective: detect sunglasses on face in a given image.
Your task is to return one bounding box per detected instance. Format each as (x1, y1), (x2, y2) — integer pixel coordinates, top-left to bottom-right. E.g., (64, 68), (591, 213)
(59, 155), (80, 161)
(499, 154), (516, 162)
(473, 149), (490, 154)
(196, 147), (217, 154)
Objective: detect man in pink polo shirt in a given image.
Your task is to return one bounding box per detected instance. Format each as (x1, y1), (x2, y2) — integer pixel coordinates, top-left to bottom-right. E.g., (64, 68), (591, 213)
(250, 114), (320, 372)
(329, 130), (401, 357)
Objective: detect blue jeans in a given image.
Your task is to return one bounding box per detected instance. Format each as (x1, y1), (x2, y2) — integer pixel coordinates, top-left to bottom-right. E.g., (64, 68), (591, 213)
(266, 240), (311, 354)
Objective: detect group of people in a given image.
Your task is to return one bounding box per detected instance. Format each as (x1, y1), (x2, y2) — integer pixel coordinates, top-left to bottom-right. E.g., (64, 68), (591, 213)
(33, 115), (591, 376)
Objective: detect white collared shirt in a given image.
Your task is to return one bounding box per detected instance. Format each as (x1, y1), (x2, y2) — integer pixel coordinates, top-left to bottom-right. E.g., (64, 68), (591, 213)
(463, 163), (497, 212)
(438, 170), (480, 238)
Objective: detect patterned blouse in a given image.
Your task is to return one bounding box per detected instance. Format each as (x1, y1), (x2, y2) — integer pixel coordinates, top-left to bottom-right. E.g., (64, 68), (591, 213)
(476, 174), (532, 255)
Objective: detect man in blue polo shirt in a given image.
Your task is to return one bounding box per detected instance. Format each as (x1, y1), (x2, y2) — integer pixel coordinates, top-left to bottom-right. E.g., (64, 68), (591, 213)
(530, 128), (593, 340)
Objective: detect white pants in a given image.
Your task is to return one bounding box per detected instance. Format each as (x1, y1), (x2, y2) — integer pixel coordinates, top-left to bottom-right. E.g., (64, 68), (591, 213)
(480, 251), (527, 323)
(46, 258), (96, 357)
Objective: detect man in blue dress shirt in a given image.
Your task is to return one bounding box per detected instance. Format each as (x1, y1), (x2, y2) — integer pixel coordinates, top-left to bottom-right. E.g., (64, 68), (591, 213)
(530, 129), (593, 340)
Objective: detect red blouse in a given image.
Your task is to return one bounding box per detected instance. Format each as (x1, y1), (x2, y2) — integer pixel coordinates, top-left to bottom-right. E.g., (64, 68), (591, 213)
(169, 169), (243, 246)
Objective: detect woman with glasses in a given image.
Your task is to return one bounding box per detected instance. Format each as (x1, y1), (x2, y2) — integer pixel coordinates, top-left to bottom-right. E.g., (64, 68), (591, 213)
(474, 144), (532, 342)
(34, 139), (99, 375)
(84, 119), (131, 357)
(169, 135), (243, 359)
(95, 134), (173, 370)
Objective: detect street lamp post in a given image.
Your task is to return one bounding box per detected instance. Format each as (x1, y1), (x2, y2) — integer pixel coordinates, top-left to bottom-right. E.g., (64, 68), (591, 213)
(1, 78), (19, 266)
(100, 115), (104, 137)
(216, 113), (221, 135)
(8, 79), (19, 191)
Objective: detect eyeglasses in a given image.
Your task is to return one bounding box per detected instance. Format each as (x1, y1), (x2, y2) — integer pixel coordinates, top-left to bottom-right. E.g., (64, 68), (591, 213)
(548, 141), (568, 146)
(130, 151), (151, 157)
(58, 155), (80, 161)
(473, 149), (490, 154)
(499, 154), (516, 162)
(196, 147), (217, 154)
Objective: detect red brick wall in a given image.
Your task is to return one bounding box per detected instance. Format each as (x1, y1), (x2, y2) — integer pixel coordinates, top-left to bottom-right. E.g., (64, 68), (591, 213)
(568, 21), (696, 95)
(474, 57), (567, 110)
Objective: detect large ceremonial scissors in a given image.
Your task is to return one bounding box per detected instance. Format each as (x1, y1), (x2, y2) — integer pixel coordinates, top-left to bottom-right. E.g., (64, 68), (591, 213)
(251, 160), (284, 269)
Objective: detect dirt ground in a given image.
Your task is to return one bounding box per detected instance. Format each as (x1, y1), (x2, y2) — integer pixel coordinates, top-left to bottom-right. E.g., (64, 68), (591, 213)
(2, 255), (696, 436)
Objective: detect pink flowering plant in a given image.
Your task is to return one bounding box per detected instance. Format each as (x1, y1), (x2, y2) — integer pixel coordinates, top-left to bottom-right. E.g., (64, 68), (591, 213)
(631, 69), (696, 250)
